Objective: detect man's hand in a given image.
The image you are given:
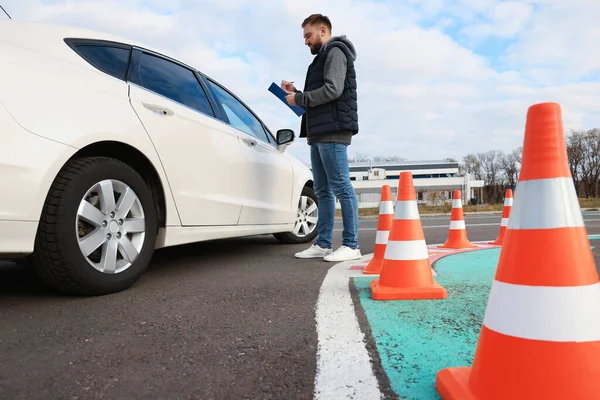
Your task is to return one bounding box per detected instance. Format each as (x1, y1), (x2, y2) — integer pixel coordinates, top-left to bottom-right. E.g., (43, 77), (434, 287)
(281, 80), (296, 92)
(284, 90), (297, 106)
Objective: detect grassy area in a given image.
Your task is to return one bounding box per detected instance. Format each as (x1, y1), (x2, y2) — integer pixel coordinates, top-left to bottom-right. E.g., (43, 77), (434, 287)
(579, 198), (600, 209)
(335, 198), (600, 218)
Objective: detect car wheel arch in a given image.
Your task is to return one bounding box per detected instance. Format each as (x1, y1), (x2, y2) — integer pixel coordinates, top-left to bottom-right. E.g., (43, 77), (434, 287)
(65, 140), (168, 231)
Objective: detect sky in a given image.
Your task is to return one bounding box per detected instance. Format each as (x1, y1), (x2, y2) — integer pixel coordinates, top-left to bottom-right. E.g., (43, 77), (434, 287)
(2, 0), (599, 165)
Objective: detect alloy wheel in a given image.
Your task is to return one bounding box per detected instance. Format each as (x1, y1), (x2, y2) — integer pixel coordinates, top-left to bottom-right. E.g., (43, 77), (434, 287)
(293, 195), (318, 237)
(75, 179), (146, 274)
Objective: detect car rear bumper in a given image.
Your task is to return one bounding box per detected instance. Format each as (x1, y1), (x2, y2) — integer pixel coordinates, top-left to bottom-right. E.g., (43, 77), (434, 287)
(0, 220), (38, 259)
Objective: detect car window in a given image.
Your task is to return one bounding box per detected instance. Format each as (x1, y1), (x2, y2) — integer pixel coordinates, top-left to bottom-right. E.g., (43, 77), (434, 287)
(129, 52), (214, 117)
(73, 45), (130, 81)
(206, 80), (270, 144)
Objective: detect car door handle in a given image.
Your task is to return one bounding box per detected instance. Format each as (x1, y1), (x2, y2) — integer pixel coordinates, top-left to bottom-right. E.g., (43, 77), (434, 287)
(241, 137), (257, 146)
(142, 101), (174, 116)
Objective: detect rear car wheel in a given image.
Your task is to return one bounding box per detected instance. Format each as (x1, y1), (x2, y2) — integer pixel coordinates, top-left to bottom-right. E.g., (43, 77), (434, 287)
(32, 156), (157, 295)
(274, 186), (319, 244)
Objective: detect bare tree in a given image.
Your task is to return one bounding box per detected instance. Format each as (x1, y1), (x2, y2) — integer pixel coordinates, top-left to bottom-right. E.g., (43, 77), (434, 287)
(462, 154), (482, 180)
(371, 155), (405, 163)
(582, 129), (600, 198)
(513, 146), (523, 165)
(500, 151), (519, 187)
(566, 130), (586, 195)
(429, 191), (441, 206)
(349, 153), (371, 163)
(439, 190), (448, 204)
(478, 150), (504, 203)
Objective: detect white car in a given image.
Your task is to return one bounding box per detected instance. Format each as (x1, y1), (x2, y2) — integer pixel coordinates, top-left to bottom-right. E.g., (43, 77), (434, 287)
(0, 20), (318, 295)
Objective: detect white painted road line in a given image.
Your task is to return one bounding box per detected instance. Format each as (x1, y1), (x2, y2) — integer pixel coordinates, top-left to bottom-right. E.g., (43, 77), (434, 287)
(355, 213), (600, 223)
(335, 222), (502, 232)
(335, 219), (600, 232)
(314, 255), (382, 400)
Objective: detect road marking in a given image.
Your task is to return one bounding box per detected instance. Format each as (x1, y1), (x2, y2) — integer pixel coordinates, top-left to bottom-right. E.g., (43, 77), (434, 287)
(336, 219), (600, 232)
(314, 255), (382, 400)
(356, 213), (600, 223)
(336, 223), (501, 232)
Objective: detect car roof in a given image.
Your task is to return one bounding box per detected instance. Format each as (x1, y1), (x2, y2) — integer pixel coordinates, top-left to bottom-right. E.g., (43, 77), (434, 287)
(0, 19), (190, 68)
(0, 20), (272, 135)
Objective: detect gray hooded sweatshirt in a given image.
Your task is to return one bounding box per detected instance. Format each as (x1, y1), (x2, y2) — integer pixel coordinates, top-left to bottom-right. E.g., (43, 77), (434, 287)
(294, 35), (358, 144)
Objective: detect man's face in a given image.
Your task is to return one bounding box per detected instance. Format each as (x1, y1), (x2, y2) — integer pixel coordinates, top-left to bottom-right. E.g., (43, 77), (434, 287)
(303, 23), (325, 55)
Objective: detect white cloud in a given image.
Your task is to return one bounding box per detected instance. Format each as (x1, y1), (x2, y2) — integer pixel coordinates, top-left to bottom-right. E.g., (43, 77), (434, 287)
(461, 1), (534, 40)
(1, 0), (599, 165)
(503, 2), (600, 82)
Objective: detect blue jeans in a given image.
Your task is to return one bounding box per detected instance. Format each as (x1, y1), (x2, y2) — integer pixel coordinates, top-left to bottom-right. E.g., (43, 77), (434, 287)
(310, 142), (359, 250)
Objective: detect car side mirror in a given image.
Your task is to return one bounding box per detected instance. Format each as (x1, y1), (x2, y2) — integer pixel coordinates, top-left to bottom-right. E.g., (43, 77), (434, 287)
(276, 129), (295, 146)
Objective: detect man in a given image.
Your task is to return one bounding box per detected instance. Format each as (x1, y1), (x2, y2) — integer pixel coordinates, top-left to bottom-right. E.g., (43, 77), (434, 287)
(282, 13), (360, 262)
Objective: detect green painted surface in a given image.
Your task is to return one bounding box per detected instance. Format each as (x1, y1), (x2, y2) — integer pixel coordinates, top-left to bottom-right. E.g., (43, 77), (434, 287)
(354, 236), (599, 399)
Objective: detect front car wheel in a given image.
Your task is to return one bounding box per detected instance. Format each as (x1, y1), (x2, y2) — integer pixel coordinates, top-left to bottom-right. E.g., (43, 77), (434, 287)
(273, 186), (319, 244)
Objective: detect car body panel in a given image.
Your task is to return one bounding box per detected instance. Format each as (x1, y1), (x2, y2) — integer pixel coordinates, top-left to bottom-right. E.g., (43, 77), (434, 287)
(236, 136), (296, 225)
(128, 83), (247, 226)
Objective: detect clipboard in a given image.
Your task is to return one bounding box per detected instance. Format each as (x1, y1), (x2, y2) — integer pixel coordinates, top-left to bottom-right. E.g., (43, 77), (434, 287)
(268, 82), (306, 117)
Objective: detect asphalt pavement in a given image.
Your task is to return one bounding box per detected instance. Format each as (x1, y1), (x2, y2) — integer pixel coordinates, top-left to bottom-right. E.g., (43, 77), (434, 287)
(2, 213), (600, 399)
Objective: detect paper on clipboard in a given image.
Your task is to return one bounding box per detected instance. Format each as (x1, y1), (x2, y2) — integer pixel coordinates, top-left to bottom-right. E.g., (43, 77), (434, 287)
(268, 82), (306, 117)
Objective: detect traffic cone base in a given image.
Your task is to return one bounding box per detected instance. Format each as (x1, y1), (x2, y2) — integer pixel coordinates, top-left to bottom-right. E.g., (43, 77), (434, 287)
(435, 368), (473, 400)
(438, 230), (477, 249)
(370, 278), (447, 300)
(363, 256), (383, 275)
(436, 326), (600, 400)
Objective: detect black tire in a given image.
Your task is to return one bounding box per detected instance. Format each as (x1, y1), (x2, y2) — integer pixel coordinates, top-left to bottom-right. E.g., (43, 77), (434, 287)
(32, 156), (158, 296)
(273, 185), (319, 244)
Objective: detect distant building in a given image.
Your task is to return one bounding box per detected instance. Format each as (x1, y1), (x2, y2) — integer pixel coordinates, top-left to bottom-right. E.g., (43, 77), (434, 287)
(340, 160), (485, 208)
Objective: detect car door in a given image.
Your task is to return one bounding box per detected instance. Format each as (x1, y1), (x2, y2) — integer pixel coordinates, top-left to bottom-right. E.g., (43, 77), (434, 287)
(204, 78), (295, 225)
(126, 48), (245, 226)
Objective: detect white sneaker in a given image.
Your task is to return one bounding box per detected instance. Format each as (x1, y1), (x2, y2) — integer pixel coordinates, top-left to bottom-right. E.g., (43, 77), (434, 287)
(295, 244), (332, 259)
(323, 245), (362, 262)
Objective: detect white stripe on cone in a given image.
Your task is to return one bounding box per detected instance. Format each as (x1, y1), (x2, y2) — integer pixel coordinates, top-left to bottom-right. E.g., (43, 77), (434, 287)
(483, 280), (600, 342)
(500, 218), (509, 227)
(375, 230), (390, 245)
(508, 178), (584, 229)
(449, 220), (466, 230)
(379, 200), (394, 215)
(452, 199), (462, 208)
(393, 201), (420, 220)
(504, 197), (513, 207)
(383, 240), (429, 261)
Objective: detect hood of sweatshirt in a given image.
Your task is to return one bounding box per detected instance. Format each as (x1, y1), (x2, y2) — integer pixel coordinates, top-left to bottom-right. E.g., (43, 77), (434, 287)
(322, 35), (357, 61)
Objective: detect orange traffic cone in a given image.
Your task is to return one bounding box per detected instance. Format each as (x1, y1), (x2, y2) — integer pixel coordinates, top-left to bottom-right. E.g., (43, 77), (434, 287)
(435, 102), (600, 400)
(438, 190), (476, 249)
(370, 172), (447, 300)
(489, 189), (513, 245)
(363, 185), (394, 275)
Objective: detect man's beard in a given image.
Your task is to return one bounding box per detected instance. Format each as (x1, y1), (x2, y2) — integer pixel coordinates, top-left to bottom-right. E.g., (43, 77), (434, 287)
(310, 40), (323, 55)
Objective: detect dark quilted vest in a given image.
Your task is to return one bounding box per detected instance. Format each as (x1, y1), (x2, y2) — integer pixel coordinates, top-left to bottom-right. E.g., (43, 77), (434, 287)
(299, 40), (358, 138)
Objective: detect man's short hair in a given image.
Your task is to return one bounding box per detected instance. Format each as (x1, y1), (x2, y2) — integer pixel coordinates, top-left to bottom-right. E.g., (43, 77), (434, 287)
(302, 13), (332, 31)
